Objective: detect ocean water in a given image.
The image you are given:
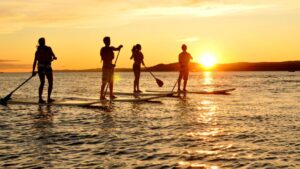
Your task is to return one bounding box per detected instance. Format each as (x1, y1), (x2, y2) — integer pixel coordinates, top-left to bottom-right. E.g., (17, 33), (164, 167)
(0, 71), (299, 168)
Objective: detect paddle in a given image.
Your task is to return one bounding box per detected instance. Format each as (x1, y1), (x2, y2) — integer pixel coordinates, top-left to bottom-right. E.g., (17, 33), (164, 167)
(171, 78), (179, 92)
(0, 74), (35, 106)
(143, 65), (164, 87)
(104, 48), (122, 97)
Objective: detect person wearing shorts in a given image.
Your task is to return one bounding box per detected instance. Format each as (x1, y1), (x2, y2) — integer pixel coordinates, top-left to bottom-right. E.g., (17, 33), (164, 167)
(100, 36), (123, 100)
(177, 44), (192, 95)
(32, 37), (57, 103)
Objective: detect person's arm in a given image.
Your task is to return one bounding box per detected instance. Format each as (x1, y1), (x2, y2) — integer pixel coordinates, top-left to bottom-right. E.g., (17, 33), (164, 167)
(112, 45), (123, 51)
(50, 47), (57, 60)
(141, 52), (145, 66)
(32, 53), (37, 76)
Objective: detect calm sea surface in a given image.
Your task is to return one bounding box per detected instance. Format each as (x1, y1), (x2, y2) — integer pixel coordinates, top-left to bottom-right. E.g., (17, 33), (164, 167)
(0, 72), (299, 168)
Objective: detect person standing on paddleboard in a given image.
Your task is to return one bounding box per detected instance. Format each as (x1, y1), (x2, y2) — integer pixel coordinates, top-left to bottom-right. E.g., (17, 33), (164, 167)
(32, 37), (57, 103)
(100, 36), (123, 100)
(177, 44), (193, 95)
(130, 44), (145, 93)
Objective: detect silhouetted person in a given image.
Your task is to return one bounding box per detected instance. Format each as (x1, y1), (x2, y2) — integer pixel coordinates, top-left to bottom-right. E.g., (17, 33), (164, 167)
(100, 36), (123, 100)
(130, 44), (145, 93)
(177, 44), (192, 95)
(32, 37), (57, 103)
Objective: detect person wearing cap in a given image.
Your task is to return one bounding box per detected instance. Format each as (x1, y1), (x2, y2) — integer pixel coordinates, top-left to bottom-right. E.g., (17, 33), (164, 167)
(177, 44), (193, 95)
(100, 36), (123, 100)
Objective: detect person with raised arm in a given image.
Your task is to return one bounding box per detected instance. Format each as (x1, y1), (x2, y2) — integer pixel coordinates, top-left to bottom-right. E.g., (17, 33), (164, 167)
(100, 36), (123, 100)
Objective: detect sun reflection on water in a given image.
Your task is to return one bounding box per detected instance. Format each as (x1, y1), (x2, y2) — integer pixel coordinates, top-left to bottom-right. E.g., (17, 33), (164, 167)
(180, 97), (224, 168)
(178, 161), (219, 169)
(203, 71), (213, 86)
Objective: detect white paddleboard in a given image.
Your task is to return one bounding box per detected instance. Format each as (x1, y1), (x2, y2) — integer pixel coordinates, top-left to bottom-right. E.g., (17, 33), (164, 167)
(65, 94), (171, 102)
(146, 88), (236, 94)
(113, 91), (176, 96)
(7, 99), (102, 107)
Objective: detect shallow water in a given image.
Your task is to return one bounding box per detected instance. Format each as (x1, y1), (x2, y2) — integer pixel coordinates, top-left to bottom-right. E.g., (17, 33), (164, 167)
(0, 71), (299, 168)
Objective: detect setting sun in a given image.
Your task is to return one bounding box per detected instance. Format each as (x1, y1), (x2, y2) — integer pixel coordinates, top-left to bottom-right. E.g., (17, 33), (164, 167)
(198, 52), (217, 69)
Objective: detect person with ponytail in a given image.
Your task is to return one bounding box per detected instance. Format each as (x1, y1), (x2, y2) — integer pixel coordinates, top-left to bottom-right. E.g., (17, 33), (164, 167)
(130, 44), (144, 93)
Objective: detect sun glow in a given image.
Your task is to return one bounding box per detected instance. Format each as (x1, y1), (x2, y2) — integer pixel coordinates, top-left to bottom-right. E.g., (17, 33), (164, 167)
(198, 52), (217, 69)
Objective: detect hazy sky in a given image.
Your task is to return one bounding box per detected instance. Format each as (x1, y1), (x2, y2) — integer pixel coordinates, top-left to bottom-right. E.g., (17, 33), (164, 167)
(0, 0), (300, 71)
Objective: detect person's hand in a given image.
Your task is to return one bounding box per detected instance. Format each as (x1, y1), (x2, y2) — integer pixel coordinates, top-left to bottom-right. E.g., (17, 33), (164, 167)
(53, 57), (57, 60)
(32, 71), (37, 77)
(119, 45), (123, 49)
(112, 64), (116, 68)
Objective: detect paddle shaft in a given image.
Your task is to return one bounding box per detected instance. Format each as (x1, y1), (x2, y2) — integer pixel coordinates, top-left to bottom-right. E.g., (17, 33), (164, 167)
(171, 78), (179, 92)
(104, 50), (121, 96)
(143, 65), (157, 79)
(1, 75), (34, 105)
(6, 75), (34, 98)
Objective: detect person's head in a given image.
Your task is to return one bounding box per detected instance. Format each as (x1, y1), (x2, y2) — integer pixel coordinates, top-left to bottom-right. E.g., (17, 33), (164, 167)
(132, 45), (136, 52)
(136, 44), (142, 51)
(103, 36), (110, 46)
(38, 37), (45, 46)
(181, 44), (187, 51)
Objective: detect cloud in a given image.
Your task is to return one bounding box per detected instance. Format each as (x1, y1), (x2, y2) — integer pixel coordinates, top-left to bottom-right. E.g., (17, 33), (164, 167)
(177, 37), (200, 42)
(0, 63), (31, 69)
(124, 4), (269, 18)
(0, 0), (104, 33)
(0, 0), (299, 34)
(0, 59), (19, 62)
(0, 59), (30, 70)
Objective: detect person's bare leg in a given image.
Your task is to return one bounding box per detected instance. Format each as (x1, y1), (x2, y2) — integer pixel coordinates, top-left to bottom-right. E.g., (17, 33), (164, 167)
(177, 75), (182, 96)
(46, 71), (54, 102)
(134, 78), (137, 92)
(100, 82), (107, 99)
(137, 74), (141, 92)
(109, 81), (116, 99)
(38, 73), (45, 103)
(183, 72), (189, 92)
(183, 79), (188, 92)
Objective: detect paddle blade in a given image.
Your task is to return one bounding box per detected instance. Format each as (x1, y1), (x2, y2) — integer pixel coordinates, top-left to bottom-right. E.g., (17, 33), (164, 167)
(0, 94), (11, 106)
(156, 78), (164, 87)
(0, 98), (8, 106)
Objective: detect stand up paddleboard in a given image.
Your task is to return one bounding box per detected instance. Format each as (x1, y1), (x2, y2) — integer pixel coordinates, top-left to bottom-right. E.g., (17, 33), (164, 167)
(65, 93), (172, 102)
(146, 88), (236, 94)
(113, 91), (176, 96)
(6, 99), (104, 107)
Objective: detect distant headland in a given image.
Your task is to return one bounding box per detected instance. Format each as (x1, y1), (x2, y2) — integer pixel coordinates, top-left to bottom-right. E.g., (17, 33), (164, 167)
(55, 61), (300, 72)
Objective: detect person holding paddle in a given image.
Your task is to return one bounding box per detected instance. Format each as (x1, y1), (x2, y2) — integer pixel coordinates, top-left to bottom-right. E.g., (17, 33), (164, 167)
(130, 44), (145, 93)
(177, 44), (193, 95)
(100, 36), (123, 100)
(32, 37), (57, 103)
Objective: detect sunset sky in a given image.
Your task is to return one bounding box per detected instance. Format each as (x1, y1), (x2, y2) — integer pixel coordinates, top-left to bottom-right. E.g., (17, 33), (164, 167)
(0, 0), (300, 72)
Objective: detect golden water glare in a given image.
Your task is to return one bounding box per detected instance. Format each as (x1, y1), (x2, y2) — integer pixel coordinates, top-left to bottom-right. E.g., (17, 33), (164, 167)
(203, 71), (213, 86)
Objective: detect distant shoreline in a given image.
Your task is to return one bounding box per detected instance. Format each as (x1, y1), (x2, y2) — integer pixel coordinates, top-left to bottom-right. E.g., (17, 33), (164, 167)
(1, 61), (299, 73)
(55, 61), (300, 72)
